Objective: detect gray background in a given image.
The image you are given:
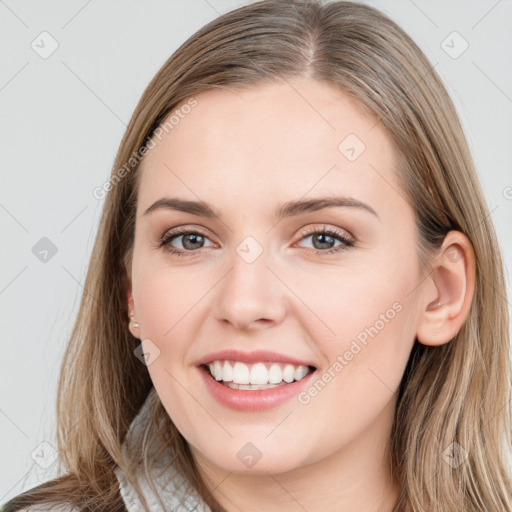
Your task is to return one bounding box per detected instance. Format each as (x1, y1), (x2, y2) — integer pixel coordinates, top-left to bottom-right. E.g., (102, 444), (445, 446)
(1, 0), (511, 504)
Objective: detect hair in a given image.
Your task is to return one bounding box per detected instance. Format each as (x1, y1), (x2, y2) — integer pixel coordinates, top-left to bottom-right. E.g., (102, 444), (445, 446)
(3, 0), (511, 511)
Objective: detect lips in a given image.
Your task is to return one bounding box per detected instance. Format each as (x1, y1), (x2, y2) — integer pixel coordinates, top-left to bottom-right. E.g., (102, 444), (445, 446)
(198, 363), (317, 411)
(195, 349), (317, 368)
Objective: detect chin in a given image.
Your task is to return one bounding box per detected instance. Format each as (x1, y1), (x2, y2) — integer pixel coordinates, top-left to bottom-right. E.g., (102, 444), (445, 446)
(198, 444), (307, 475)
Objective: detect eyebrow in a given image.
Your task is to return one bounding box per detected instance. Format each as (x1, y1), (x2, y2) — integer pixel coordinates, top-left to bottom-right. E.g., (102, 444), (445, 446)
(142, 195), (379, 221)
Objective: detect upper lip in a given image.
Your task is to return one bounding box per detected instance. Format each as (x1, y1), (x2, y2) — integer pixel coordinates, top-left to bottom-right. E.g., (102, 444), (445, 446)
(196, 349), (316, 368)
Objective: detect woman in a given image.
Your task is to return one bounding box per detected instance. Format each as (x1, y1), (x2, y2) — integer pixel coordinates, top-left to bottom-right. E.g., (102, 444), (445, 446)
(3, 0), (511, 510)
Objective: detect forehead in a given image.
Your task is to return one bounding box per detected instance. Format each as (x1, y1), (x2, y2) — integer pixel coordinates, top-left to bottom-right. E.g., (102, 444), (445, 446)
(136, 78), (403, 218)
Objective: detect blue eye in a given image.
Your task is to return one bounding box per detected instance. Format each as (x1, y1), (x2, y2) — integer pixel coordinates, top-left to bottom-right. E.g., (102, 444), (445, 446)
(159, 226), (354, 257)
(296, 226), (354, 254)
(159, 227), (213, 257)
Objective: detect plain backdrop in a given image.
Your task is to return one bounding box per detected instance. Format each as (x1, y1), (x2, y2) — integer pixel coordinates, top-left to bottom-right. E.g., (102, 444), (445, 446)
(1, 0), (511, 504)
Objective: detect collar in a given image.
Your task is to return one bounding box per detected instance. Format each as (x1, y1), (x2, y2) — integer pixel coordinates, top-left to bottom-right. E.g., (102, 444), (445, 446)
(115, 392), (212, 512)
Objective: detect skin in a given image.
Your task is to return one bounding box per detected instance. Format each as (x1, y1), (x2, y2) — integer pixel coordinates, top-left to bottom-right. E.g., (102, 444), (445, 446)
(124, 77), (475, 512)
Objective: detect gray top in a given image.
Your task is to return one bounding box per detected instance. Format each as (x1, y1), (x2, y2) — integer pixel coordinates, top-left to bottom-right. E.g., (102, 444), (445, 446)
(114, 393), (212, 512)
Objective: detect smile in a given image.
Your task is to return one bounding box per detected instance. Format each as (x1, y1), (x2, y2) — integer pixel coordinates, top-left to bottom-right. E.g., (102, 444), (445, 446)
(205, 360), (314, 388)
(198, 362), (317, 412)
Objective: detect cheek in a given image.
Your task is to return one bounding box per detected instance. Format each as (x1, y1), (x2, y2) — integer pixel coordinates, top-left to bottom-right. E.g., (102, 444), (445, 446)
(294, 300), (414, 460)
(293, 265), (405, 345)
(307, 255), (418, 397)
(133, 258), (212, 341)
(319, 288), (411, 392)
(133, 267), (204, 425)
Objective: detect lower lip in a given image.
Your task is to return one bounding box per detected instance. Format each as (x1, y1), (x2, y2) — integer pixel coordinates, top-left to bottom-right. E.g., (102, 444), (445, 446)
(198, 365), (316, 412)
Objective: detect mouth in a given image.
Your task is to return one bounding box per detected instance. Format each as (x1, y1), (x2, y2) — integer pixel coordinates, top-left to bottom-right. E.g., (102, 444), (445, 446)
(200, 360), (317, 390)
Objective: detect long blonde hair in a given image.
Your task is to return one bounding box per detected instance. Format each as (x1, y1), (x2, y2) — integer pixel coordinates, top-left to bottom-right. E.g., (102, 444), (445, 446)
(3, 1), (511, 511)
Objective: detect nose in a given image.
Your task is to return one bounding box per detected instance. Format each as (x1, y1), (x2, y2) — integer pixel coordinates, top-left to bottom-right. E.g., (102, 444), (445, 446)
(212, 248), (287, 332)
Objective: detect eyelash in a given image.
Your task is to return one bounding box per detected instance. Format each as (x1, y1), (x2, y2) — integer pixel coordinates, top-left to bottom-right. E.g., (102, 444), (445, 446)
(159, 226), (355, 258)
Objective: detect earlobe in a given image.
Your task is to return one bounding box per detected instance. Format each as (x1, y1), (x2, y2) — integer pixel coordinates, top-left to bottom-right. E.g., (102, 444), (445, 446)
(416, 231), (476, 347)
(121, 257), (141, 339)
(127, 288), (141, 338)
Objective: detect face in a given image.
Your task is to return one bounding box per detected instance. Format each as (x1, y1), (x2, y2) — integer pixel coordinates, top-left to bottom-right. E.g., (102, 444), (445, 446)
(126, 78), (425, 477)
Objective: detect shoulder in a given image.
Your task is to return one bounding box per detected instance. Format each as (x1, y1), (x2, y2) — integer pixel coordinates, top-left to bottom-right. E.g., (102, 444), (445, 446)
(1, 479), (81, 512)
(2, 502), (80, 512)
(16, 507), (78, 512)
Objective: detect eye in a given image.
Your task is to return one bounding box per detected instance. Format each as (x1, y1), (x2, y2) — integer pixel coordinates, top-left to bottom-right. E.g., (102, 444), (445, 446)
(159, 227), (215, 257)
(159, 225), (355, 257)
(295, 225), (355, 255)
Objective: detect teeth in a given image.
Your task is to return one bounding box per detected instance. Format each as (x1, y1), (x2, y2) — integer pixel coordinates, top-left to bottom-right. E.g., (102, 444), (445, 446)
(213, 361), (223, 381)
(250, 362), (268, 385)
(222, 360), (233, 382)
(283, 364), (295, 383)
(206, 360), (312, 385)
(295, 365), (309, 381)
(225, 382), (287, 390)
(268, 363), (282, 384)
(233, 362), (250, 384)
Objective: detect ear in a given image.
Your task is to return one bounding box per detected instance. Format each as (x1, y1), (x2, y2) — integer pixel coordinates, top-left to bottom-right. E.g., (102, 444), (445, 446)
(120, 254), (140, 339)
(416, 230), (476, 346)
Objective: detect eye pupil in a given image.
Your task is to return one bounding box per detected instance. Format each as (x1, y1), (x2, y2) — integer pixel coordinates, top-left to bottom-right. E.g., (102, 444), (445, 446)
(183, 234), (204, 250)
(313, 233), (335, 250)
